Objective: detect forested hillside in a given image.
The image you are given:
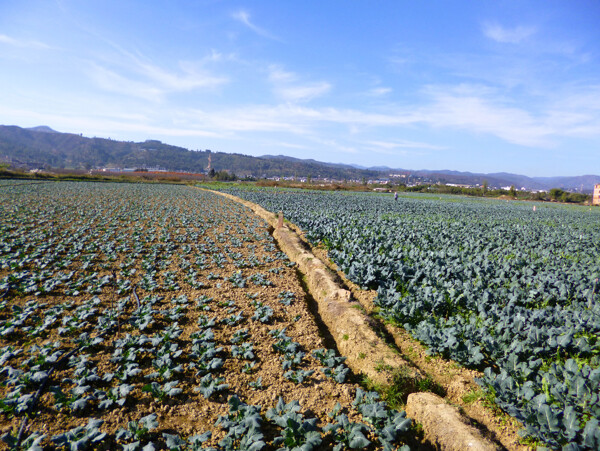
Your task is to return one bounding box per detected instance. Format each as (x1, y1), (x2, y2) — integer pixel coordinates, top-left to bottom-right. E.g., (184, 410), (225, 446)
(0, 125), (381, 179)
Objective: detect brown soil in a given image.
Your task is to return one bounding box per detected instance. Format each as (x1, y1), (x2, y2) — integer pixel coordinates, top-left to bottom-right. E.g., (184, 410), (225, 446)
(0, 183), (427, 450)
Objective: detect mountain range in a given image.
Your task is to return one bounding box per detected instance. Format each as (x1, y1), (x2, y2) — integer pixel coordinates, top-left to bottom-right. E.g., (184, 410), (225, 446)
(1, 124), (598, 192)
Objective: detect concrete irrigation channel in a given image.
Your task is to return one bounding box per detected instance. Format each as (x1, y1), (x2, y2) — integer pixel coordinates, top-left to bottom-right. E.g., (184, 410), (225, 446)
(205, 188), (520, 451)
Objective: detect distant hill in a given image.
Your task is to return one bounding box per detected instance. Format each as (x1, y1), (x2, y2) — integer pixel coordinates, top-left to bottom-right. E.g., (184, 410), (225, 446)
(0, 125), (381, 180)
(403, 169), (600, 192)
(1, 124), (598, 191)
(26, 125), (59, 133)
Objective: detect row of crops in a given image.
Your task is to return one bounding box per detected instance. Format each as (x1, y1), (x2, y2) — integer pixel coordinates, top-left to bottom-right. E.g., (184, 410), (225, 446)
(0, 181), (418, 450)
(216, 186), (600, 449)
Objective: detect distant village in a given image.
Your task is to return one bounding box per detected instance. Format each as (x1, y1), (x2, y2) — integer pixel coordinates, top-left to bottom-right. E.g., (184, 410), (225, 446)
(93, 166), (543, 192)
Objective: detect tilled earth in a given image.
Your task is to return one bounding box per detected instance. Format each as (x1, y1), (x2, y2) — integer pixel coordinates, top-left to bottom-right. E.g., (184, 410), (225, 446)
(0, 182), (417, 450)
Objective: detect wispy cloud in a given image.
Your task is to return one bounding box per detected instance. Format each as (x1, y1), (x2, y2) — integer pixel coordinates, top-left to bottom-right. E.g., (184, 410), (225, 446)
(86, 49), (229, 101)
(186, 104), (311, 134)
(0, 34), (51, 49)
(138, 59), (229, 92)
(87, 63), (164, 101)
(0, 104), (221, 139)
(482, 23), (536, 44)
(421, 84), (553, 146)
(268, 66), (296, 83)
(417, 82), (600, 148)
(366, 87), (392, 97)
(177, 103), (421, 138)
(232, 9), (279, 40)
(366, 140), (445, 151)
(308, 136), (358, 155)
(183, 82), (598, 149)
(276, 83), (331, 103)
(268, 65), (331, 103)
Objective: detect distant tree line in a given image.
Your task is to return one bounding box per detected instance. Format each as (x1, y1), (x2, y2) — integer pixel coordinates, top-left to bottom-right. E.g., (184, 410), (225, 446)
(397, 184), (591, 203)
(547, 188), (588, 203)
(208, 168), (237, 181)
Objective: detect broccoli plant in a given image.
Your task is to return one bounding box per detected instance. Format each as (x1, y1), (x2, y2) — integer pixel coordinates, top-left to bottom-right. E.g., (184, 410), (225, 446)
(352, 389), (411, 450)
(251, 301), (273, 324)
(116, 413), (159, 450)
(283, 369), (314, 384)
(323, 365), (350, 383)
(278, 291), (296, 306)
(195, 295), (213, 312)
(323, 403), (371, 450)
(313, 348), (350, 383)
(221, 312), (244, 326)
(216, 396), (265, 451)
(196, 315), (216, 328)
(228, 270), (246, 288)
(142, 381), (182, 401)
(230, 328), (250, 344)
(249, 273), (272, 287)
(95, 383), (133, 409)
(2, 431), (46, 451)
(231, 342), (255, 360)
(52, 418), (107, 450)
(195, 374), (228, 399)
(249, 377), (263, 390)
(266, 398), (322, 451)
(242, 362), (256, 374)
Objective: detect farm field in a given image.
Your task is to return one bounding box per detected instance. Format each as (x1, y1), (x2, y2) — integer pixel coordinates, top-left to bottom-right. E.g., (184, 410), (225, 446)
(0, 181), (417, 450)
(215, 186), (600, 449)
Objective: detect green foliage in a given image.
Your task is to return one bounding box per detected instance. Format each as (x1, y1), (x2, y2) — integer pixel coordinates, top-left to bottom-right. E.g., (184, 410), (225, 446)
(549, 188), (589, 203)
(250, 300), (273, 323)
(324, 404), (371, 450)
(283, 369), (314, 384)
(216, 396), (265, 451)
(195, 374), (228, 399)
(266, 398), (322, 451)
(142, 381), (182, 401)
(52, 418), (107, 450)
(353, 389), (411, 449)
(217, 185), (600, 448)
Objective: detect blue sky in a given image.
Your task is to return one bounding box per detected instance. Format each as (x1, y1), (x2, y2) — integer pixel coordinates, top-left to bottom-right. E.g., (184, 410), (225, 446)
(1, 1), (599, 177)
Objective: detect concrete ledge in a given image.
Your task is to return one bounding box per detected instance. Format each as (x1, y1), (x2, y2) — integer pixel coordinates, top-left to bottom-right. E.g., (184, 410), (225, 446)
(406, 392), (498, 450)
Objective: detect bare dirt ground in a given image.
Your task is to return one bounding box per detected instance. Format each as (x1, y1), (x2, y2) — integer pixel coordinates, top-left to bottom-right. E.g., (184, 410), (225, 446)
(0, 184), (426, 450)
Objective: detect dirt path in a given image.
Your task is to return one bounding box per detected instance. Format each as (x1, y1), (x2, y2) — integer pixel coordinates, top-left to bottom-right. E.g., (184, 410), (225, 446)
(209, 188), (531, 451)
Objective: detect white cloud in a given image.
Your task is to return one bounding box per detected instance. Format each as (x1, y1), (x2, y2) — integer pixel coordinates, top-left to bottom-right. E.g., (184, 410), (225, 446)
(138, 59), (228, 92)
(176, 103), (424, 139)
(308, 136), (358, 155)
(200, 50), (239, 64)
(0, 34), (50, 49)
(0, 34), (18, 45)
(268, 65), (296, 83)
(366, 140), (445, 151)
(367, 87), (392, 96)
(482, 23), (536, 44)
(422, 85), (553, 147)
(186, 105), (311, 134)
(232, 10), (279, 40)
(276, 82), (331, 103)
(267, 65), (331, 103)
(87, 64), (164, 101)
(86, 49), (229, 101)
(0, 104), (221, 139)
(418, 82), (600, 147)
